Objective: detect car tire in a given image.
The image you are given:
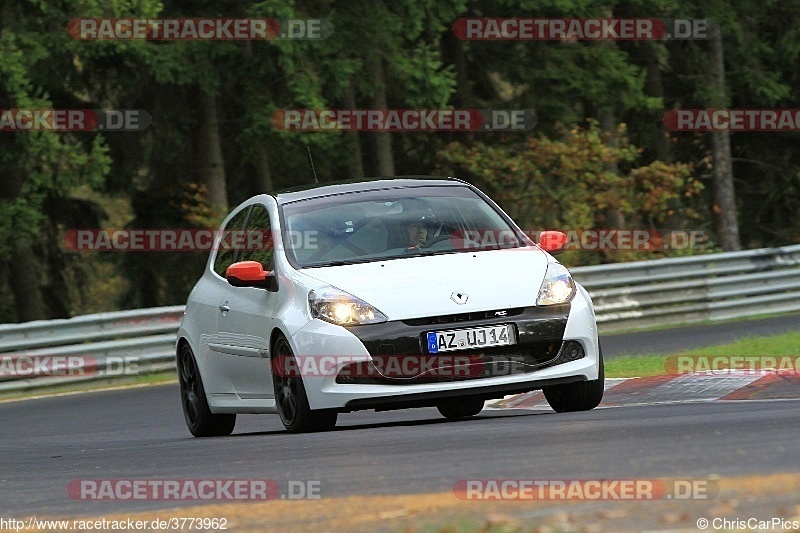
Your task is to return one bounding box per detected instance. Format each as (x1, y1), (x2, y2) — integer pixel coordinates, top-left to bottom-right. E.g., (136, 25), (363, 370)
(436, 397), (485, 419)
(178, 343), (236, 437)
(543, 347), (605, 413)
(272, 335), (338, 433)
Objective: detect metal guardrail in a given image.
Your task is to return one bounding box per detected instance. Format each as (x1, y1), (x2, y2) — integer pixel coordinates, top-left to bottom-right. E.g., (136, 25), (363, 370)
(1, 245), (799, 393)
(572, 244), (800, 331)
(0, 307), (183, 394)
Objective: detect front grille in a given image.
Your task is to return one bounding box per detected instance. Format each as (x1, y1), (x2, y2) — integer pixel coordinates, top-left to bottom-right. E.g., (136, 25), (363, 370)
(402, 308), (524, 327)
(335, 340), (586, 385)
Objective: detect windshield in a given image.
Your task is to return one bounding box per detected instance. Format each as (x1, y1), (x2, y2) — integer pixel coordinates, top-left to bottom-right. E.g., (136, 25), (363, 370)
(281, 185), (525, 268)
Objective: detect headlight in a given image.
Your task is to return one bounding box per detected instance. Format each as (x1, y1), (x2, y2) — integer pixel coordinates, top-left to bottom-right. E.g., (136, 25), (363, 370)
(537, 263), (576, 305)
(308, 287), (388, 326)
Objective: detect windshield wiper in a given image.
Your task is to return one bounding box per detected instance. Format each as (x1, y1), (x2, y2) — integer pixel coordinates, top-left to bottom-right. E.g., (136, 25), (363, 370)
(304, 258), (380, 268)
(412, 249), (459, 257)
(305, 260), (349, 268)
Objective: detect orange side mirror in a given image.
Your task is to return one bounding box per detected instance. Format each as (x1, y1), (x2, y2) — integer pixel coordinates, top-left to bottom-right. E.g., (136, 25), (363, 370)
(538, 231), (568, 253)
(226, 261), (275, 289)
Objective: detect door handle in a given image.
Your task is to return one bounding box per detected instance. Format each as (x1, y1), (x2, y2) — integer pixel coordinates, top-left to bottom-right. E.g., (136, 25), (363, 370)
(218, 304), (230, 313)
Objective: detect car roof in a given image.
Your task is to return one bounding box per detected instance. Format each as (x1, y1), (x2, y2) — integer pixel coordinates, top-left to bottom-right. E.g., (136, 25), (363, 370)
(270, 176), (468, 204)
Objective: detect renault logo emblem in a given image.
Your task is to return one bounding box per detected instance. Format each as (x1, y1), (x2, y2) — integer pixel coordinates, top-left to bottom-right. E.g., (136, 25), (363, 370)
(450, 291), (469, 305)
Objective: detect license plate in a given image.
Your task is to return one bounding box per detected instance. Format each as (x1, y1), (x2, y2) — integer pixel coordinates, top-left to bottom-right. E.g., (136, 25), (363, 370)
(426, 324), (515, 354)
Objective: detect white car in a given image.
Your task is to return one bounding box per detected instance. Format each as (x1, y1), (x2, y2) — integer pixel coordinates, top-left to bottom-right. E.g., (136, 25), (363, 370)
(177, 177), (603, 435)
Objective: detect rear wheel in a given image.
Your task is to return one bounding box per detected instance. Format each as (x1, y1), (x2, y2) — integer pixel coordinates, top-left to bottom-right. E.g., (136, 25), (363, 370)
(543, 348), (604, 413)
(437, 397), (485, 419)
(178, 343), (236, 437)
(272, 336), (338, 433)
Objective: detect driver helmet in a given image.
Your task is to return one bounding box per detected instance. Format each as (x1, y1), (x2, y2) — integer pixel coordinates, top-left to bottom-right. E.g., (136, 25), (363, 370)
(400, 199), (439, 230)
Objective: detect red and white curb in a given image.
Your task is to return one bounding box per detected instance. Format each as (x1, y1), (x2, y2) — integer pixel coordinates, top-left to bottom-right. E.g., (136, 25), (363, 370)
(487, 372), (800, 410)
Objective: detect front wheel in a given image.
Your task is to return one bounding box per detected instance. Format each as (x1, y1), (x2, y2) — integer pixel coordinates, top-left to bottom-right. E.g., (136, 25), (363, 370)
(272, 336), (338, 433)
(543, 348), (604, 413)
(178, 343), (236, 437)
(437, 397), (485, 419)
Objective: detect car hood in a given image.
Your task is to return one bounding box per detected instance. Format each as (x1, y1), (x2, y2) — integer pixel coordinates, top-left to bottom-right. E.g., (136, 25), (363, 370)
(299, 247), (551, 320)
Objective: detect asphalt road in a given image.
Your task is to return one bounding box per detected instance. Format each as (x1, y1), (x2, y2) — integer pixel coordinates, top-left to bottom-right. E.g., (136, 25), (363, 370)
(602, 312), (800, 357)
(1, 315), (799, 518)
(1, 385), (799, 517)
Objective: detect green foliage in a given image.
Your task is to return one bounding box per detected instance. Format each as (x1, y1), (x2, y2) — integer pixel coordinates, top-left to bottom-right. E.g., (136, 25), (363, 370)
(0, 0), (125, 320)
(3, 0), (800, 320)
(0, 9), (112, 253)
(435, 122), (704, 264)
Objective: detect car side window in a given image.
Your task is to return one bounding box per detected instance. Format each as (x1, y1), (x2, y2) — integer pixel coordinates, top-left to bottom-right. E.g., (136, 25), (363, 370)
(239, 204), (275, 271)
(213, 207), (251, 277)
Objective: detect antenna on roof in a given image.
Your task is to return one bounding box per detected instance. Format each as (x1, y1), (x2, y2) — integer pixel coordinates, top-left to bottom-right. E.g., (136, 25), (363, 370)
(307, 145), (319, 184)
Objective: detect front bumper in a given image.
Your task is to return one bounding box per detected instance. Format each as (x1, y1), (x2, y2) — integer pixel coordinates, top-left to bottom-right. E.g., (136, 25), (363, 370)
(289, 288), (599, 410)
(338, 305), (581, 384)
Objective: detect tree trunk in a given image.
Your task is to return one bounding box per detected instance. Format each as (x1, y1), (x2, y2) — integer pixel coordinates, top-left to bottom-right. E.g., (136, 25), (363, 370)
(0, 153), (46, 321)
(369, 58), (395, 176)
(708, 23), (741, 251)
(9, 245), (45, 322)
(240, 41), (274, 193)
(442, 28), (473, 107)
(643, 42), (672, 163)
(593, 34), (626, 233)
(345, 85), (364, 178)
(254, 144), (273, 193)
(197, 89), (228, 215)
(599, 109), (626, 230)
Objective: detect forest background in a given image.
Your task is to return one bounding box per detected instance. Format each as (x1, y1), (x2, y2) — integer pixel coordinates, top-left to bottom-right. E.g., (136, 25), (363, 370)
(2, 0), (798, 322)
